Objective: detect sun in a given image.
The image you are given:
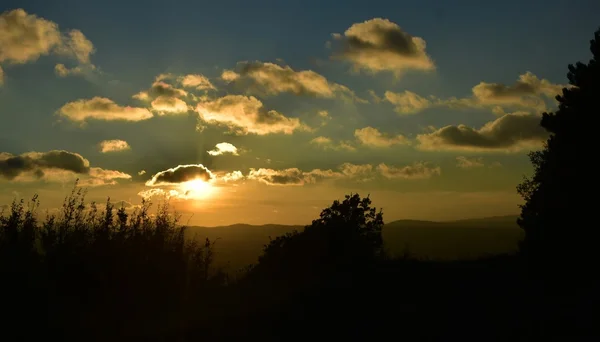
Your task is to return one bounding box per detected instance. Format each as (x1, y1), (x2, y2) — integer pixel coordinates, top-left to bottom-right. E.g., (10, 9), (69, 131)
(179, 178), (217, 200)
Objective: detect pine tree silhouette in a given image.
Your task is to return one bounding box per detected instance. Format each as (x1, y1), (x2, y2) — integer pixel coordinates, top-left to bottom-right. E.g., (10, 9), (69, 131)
(517, 28), (599, 275)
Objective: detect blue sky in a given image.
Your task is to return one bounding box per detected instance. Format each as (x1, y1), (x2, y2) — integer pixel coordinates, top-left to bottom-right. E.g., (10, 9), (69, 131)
(1, 1), (598, 225)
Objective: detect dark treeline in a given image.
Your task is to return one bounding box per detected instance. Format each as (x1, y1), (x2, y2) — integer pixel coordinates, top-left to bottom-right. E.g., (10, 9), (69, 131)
(1, 29), (599, 341)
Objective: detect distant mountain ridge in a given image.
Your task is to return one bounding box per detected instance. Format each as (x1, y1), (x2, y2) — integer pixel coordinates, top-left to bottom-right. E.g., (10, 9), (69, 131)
(185, 215), (523, 272)
(191, 215), (520, 230)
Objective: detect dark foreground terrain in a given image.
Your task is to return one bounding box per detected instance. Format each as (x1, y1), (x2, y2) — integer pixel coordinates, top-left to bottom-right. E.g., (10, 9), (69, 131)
(1, 191), (596, 341)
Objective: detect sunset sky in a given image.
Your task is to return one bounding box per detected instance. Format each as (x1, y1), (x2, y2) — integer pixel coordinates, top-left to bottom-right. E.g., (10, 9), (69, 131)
(1, 0), (598, 226)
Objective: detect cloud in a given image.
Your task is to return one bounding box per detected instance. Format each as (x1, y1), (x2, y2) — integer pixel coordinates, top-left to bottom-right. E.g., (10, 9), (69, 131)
(0, 9), (62, 64)
(354, 126), (410, 147)
(416, 112), (548, 152)
(224, 162), (375, 186)
(384, 90), (433, 115)
(132, 79), (191, 113)
(377, 162), (441, 179)
(318, 110), (329, 118)
(146, 164), (214, 186)
(196, 95), (304, 135)
(58, 97), (153, 122)
(368, 90), (382, 103)
(54, 63), (84, 77)
(310, 136), (356, 151)
(80, 167), (132, 186)
(248, 163), (385, 185)
(138, 188), (182, 200)
(218, 170), (244, 182)
(99, 139), (131, 153)
(469, 72), (564, 110)
(133, 81), (188, 101)
(179, 74), (215, 90)
(0, 150), (89, 180)
(310, 136), (332, 145)
(150, 96), (188, 113)
(138, 170), (146, 175)
(330, 18), (434, 76)
(247, 168), (308, 186)
(339, 163), (374, 180)
(0, 9), (96, 82)
(0, 150), (130, 185)
(380, 72), (567, 115)
(143, 160), (437, 190)
(207, 142), (239, 156)
(55, 29), (95, 64)
(456, 156), (484, 169)
(221, 61), (364, 102)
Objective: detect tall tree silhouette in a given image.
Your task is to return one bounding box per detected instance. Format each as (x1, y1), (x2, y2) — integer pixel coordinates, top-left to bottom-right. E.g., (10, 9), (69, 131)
(517, 28), (599, 273)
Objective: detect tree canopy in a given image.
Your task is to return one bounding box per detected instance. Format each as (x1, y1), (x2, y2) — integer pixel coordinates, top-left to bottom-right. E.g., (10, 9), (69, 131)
(253, 193), (384, 287)
(517, 28), (599, 272)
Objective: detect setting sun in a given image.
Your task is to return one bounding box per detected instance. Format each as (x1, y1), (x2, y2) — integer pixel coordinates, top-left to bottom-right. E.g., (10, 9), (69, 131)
(179, 178), (217, 200)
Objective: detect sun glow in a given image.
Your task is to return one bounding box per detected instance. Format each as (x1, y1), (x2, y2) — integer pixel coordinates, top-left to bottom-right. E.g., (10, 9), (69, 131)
(179, 178), (217, 200)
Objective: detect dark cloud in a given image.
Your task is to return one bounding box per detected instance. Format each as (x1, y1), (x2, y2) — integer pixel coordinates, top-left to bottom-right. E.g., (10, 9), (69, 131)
(0, 150), (131, 186)
(416, 113), (548, 152)
(145, 164), (214, 186)
(247, 168), (306, 186)
(330, 18), (434, 76)
(0, 150), (90, 180)
(133, 81), (188, 100)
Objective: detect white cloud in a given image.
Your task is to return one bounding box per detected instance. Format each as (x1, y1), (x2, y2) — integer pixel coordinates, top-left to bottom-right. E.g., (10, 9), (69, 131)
(207, 142), (239, 156)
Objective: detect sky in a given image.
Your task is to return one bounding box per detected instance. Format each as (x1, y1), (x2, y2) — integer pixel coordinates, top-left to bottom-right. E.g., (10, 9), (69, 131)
(1, 0), (598, 226)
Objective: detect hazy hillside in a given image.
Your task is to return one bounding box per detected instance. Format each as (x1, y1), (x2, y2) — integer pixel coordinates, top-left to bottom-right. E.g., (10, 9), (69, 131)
(186, 215), (523, 272)
(383, 215), (523, 260)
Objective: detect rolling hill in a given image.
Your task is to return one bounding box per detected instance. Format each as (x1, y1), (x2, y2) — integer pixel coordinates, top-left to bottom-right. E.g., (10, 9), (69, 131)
(186, 215), (523, 272)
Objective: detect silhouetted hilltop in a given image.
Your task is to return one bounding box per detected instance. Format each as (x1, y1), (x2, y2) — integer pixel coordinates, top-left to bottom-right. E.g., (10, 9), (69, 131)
(187, 215), (523, 271)
(384, 215), (522, 260)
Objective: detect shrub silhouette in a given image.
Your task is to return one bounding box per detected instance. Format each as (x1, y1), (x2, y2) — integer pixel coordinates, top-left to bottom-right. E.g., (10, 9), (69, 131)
(0, 180), (224, 341)
(517, 28), (600, 275)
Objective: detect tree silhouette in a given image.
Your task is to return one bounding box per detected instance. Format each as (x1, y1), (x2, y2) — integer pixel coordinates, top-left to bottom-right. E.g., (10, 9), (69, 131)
(252, 193), (384, 288)
(517, 28), (599, 273)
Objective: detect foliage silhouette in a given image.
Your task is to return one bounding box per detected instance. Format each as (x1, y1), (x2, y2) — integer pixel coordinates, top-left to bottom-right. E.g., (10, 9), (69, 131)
(517, 28), (600, 275)
(249, 193), (384, 289)
(0, 180), (225, 341)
